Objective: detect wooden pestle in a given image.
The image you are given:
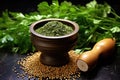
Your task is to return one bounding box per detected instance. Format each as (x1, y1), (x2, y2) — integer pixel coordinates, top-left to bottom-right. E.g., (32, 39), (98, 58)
(76, 38), (116, 72)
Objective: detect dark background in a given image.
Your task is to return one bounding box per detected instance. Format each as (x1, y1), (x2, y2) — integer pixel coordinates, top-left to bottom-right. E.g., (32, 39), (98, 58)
(0, 0), (120, 15)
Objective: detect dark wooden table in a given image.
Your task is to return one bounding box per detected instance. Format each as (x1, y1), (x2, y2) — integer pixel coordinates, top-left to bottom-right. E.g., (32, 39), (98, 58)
(0, 50), (120, 80)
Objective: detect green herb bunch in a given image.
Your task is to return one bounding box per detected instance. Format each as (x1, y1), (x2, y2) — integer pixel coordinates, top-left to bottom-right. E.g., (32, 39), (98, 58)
(0, 0), (120, 54)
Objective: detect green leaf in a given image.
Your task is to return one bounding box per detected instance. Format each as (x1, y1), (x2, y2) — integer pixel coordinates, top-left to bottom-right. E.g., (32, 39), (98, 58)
(37, 2), (51, 15)
(10, 12), (25, 20)
(93, 19), (101, 24)
(110, 26), (120, 33)
(86, 0), (97, 8)
(1, 35), (14, 43)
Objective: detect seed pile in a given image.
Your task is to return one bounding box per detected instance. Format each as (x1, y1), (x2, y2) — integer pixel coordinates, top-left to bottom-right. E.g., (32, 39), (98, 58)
(14, 50), (81, 80)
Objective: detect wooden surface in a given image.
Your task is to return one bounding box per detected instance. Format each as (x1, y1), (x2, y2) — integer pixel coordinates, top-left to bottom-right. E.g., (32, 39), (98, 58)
(0, 50), (120, 80)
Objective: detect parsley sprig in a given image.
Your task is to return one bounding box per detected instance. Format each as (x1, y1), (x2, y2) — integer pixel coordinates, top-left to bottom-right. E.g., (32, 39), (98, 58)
(0, 0), (120, 54)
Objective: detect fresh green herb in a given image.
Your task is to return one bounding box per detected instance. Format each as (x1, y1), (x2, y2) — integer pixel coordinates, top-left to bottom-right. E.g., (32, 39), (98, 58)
(0, 0), (120, 54)
(35, 21), (73, 37)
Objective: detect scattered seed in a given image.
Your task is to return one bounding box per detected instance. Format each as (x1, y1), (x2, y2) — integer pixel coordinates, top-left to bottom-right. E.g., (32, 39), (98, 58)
(14, 50), (81, 80)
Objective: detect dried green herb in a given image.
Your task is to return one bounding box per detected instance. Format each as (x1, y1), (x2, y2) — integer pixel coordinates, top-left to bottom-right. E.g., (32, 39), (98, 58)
(35, 21), (73, 36)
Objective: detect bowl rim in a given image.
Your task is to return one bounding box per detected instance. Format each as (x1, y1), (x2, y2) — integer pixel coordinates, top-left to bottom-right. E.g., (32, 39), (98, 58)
(30, 18), (79, 39)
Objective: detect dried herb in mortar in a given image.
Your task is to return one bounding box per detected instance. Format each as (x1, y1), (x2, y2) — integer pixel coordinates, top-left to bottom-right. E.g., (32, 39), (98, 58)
(35, 21), (73, 36)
